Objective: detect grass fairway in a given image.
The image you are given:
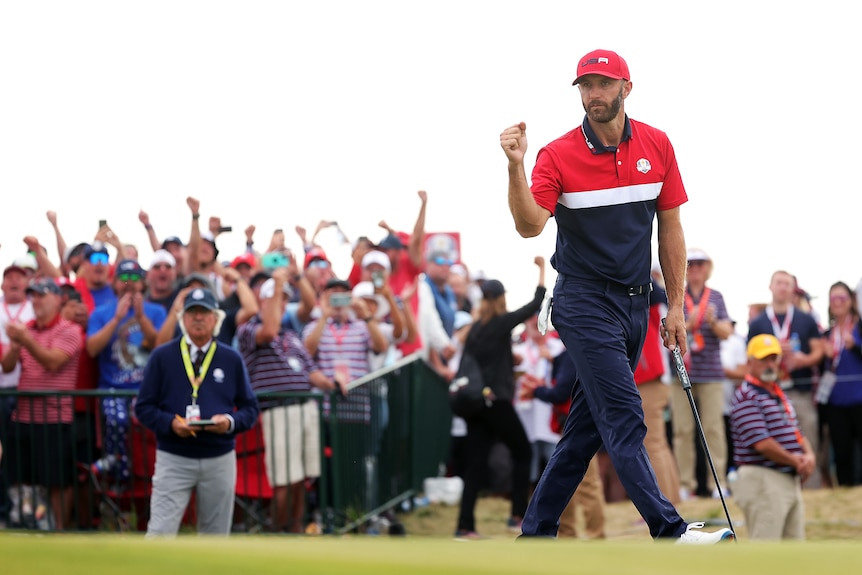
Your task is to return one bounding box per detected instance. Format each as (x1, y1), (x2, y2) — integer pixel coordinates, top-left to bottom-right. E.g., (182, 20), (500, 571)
(1, 534), (860, 575)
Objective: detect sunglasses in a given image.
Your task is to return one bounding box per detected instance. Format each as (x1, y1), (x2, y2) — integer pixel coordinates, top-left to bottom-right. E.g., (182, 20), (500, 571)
(89, 253), (109, 266)
(687, 260), (707, 268)
(118, 273), (142, 282)
(830, 295), (850, 303)
(308, 259), (330, 269)
(431, 256), (453, 266)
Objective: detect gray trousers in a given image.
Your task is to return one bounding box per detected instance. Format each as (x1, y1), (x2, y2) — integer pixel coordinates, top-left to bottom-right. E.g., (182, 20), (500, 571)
(146, 450), (236, 536)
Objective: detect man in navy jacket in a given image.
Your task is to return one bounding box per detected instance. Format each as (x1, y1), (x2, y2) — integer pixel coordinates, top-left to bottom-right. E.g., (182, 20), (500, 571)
(136, 287), (259, 536)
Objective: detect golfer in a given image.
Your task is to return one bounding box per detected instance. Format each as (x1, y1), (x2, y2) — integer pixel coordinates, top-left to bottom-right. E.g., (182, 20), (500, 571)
(500, 49), (732, 543)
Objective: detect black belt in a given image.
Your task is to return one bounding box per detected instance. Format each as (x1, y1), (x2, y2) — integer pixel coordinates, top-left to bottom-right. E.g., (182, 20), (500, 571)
(608, 281), (652, 296)
(559, 276), (653, 297)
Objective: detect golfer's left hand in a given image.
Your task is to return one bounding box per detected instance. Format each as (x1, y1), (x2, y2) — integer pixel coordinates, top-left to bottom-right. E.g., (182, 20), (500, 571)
(662, 309), (688, 356)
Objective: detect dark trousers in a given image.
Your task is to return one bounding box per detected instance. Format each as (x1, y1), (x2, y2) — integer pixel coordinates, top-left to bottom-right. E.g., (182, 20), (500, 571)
(827, 403), (862, 486)
(456, 400), (530, 533)
(522, 277), (686, 539)
(0, 395), (16, 519)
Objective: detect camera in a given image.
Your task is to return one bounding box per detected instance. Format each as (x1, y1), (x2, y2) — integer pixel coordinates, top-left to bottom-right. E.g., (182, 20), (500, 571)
(261, 252), (290, 270)
(329, 293), (352, 308)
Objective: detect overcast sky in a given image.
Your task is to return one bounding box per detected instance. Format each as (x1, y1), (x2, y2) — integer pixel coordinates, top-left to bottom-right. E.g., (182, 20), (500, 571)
(1, 1), (858, 328)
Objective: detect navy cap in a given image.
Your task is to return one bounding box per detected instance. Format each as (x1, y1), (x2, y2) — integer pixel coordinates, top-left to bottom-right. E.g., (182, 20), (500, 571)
(161, 236), (185, 249)
(183, 287), (219, 312)
(116, 259), (145, 277)
(480, 279), (506, 299)
(378, 234), (404, 250)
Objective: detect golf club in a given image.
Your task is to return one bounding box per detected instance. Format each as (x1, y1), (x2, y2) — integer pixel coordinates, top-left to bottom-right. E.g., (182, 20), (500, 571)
(662, 318), (737, 540)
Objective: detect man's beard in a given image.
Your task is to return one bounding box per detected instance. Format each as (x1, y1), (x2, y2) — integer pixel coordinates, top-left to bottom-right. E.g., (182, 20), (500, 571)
(584, 85), (624, 123)
(760, 368), (779, 383)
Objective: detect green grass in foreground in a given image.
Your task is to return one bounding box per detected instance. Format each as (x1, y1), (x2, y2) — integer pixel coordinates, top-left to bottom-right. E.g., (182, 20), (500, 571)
(1, 534), (860, 575)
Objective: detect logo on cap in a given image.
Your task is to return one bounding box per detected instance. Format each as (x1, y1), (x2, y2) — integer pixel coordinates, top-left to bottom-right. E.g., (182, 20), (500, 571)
(192, 288), (204, 300)
(582, 57), (610, 67)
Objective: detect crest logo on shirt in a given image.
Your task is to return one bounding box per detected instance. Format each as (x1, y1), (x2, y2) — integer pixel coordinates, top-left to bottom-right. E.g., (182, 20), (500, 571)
(636, 158), (651, 174)
(288, 357), (301, 372)
(213, 368), (225, 383)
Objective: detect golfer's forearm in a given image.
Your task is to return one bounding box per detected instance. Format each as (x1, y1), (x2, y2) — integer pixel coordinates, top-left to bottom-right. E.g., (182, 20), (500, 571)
(507, 163), (545, 237)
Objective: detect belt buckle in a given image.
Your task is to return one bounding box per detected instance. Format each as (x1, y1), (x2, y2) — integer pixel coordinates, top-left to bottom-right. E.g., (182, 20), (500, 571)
(627, 283), (652, 296)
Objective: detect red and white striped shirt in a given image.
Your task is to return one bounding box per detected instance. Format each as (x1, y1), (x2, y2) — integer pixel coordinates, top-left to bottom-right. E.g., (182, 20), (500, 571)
(12, 315), (82, 424)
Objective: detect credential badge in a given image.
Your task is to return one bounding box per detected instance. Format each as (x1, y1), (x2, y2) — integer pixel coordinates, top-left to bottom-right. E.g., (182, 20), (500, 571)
(636, 158), (651, 174)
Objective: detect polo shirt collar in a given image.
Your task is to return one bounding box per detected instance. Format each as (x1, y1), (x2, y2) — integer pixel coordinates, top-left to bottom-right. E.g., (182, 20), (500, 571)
(581, 114), (632, 154)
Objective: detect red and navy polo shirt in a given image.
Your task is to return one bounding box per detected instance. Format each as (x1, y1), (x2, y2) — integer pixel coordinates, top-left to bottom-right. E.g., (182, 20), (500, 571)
(531, 115), (687, 286)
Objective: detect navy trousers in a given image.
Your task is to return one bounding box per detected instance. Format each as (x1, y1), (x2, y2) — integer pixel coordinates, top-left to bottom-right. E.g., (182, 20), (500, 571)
(521, 276), (686, 539)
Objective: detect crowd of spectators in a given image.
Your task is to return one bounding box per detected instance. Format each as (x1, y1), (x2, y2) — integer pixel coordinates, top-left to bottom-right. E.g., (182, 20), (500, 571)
(1, 194), (861, 538)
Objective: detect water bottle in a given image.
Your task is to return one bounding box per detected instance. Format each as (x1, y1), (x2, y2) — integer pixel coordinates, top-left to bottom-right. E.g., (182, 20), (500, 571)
(789, 333), (801, 353)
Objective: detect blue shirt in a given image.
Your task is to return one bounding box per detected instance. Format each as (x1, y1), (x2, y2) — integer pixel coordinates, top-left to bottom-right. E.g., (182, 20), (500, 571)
(88, 300), (167, 390)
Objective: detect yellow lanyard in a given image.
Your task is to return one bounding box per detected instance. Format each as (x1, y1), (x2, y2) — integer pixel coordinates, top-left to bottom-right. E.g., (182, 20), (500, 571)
(180, 338), (217, 404)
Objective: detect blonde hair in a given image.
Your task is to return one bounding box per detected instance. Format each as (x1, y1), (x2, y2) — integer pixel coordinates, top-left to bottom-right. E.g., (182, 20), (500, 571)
(477, 295), (507, 324)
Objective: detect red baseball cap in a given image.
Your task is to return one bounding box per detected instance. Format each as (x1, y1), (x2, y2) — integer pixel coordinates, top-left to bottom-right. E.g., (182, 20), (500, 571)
(230, 252), (257, 270)
(572, 49), (630, 85)
(303, 246), (329, 270)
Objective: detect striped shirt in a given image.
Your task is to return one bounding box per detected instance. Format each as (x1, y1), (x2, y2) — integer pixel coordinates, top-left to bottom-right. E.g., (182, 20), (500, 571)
(684, 286), (729, 381)
(730, 380), (803, 473)
(13, 316), (82, 424)
(302, 317), (372, 423)
(237, 315), (317, 408)
(530, 116), (687, 286)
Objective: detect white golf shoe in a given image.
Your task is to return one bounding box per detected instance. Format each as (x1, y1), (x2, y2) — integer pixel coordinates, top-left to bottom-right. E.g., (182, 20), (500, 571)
(675, 522), (735, 544)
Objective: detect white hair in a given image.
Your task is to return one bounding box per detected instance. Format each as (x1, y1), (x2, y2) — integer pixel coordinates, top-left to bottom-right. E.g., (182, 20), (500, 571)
(176, 308), (226, 339)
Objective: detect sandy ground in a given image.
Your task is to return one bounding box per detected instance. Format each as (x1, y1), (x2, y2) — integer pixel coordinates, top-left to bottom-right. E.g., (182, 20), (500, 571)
(399, 485), (862, 540)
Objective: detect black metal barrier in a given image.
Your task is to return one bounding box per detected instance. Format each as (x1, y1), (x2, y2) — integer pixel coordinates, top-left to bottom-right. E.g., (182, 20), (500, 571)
(0, 354), (451, 534)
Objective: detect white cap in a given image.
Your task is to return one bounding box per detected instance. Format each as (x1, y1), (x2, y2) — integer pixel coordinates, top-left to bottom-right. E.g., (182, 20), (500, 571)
(259, 278), (293, 300)
(12, 254), (38, 271)
(351, 281), (390, 319)
(149, 249), (176, 269)
(686, 248), (711, 262)
(361, 249), (391, 272)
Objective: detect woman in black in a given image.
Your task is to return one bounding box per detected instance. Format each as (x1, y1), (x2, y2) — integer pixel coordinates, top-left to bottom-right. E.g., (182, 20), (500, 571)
(455, 257), (546, 538)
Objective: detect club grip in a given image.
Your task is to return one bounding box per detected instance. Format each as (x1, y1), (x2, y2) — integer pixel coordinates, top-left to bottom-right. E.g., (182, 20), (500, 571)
(662, 318), (692, 390)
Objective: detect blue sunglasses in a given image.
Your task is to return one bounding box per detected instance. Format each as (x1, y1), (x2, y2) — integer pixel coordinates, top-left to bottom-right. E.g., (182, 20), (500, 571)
(89, 253), (109, 265)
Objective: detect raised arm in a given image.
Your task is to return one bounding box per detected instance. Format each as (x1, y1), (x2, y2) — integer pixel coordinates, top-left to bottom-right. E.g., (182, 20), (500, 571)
(407, 191), (428, 268)
(501, 122), (551, 238)
(138, 210), (162, 253)
(45, 211), (68, 270)
(186, 196), (202, 272)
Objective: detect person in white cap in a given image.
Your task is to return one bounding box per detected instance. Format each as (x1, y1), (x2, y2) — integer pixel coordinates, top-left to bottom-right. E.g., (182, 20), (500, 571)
(145, 249), (179, 311)
(672, 247), (734, 500)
